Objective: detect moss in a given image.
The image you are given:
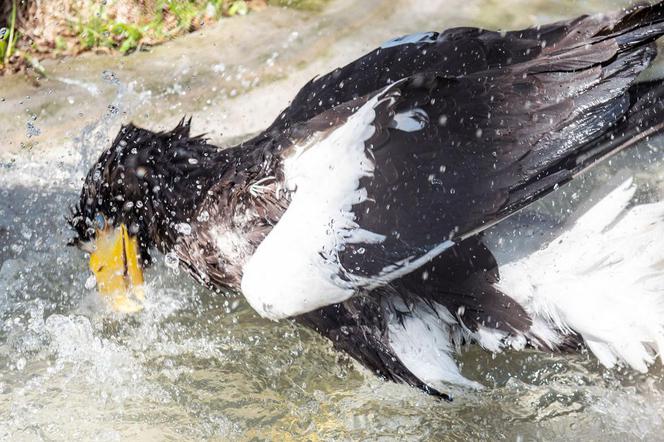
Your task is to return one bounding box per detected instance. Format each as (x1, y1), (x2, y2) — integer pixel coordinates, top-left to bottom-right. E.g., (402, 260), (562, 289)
(268, 0), (329, 12)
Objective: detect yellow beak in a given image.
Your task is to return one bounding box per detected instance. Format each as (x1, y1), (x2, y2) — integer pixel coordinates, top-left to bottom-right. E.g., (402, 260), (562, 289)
(89, 224), (145, 313)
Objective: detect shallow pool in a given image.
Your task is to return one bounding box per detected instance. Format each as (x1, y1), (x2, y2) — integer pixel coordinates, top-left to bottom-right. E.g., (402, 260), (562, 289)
(1, 0), (664, 440)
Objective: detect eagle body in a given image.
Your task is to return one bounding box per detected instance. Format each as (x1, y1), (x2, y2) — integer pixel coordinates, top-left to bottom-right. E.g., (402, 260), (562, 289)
(71, 3), (664, 398)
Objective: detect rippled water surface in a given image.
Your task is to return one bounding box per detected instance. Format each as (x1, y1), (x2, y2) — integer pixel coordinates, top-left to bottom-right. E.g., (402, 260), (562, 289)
(1, 0), (664, 440)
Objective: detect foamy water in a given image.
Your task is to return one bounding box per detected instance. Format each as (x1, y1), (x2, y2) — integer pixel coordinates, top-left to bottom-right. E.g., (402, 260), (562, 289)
(2, 0), (664, 439)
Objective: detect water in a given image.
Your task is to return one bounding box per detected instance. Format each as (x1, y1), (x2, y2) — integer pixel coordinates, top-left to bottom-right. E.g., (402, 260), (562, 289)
(1, 0), (664, 440)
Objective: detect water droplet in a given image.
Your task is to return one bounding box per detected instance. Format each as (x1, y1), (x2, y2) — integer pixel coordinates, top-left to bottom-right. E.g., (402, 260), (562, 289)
(16, 358), (26, 371)
(428, 174), (442, 185)
(85, 274), (97, 289)
(196, 210), (210, 222)
(26, 121), (41, 138)
(175, 223), (191, 235)
(102, 70), (120, 85)
(164, 251), (179, 270)
(213, 63), (226, 73)
(20, 225), (32, 240)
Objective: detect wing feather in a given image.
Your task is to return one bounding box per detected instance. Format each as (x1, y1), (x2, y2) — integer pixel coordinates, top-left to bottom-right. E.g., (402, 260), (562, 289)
(240, 3), (664, 319)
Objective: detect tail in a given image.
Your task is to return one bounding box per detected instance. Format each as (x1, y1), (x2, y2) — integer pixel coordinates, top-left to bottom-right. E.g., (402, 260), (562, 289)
(504, 3), (664, 368)
(379, 174), (664, 392)
(498, 178), (664, 372)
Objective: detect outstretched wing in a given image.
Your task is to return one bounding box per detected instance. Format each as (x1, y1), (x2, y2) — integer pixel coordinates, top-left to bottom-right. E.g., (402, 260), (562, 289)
(264, 2), (664, 132)
(241, 4), (664, 320)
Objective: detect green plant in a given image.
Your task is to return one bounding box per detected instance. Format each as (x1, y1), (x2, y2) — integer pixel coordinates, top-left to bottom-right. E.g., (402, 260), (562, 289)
(76, 16), (111, 49)
(228, 1), (249, 16)
(2, 0), (329, 75)
(268, 0), (327, 11)
(111, 22), (144, 53)
(73, 12), (145, 55)
(0, 0), (18, 66)
(54, 35), (68, 51)
(151, 0), (203, 34)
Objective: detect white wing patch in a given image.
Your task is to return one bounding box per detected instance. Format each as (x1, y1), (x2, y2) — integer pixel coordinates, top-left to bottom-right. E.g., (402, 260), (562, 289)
(389, 179), (664, 389)
(390, 108), (429, 132)
(385, 296), (483, 390)
(497, 178), (664, 371)
(241, 93), (390, 320)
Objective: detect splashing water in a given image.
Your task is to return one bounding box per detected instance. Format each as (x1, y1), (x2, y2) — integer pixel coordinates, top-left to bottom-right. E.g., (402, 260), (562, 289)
(2, 0), (664, 439)
(1, 79), (663, 441)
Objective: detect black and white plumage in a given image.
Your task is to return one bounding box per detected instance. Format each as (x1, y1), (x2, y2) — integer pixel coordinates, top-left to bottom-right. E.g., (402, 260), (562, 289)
(70, 3), (664, 398)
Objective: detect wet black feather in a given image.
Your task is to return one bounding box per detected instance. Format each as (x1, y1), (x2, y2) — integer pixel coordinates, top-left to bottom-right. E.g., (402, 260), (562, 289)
(70, 2), (664, 397)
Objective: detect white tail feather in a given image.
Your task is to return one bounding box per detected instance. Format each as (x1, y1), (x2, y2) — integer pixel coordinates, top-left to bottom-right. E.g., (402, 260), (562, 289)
(498, 178), (664, 372)
(384, 297), (483, 390)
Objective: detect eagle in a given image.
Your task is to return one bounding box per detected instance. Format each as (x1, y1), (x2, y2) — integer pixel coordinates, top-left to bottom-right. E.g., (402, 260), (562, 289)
(69, 2), (664, 399)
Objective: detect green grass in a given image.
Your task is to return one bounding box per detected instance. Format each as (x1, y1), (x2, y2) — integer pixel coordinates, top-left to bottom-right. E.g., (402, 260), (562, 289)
(1, 0), (329, 74)
(74, 15), (145, 54)
(0, 0), (18, 67)
(268, 0), (328, 11)
(72, 0), (252, 55)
